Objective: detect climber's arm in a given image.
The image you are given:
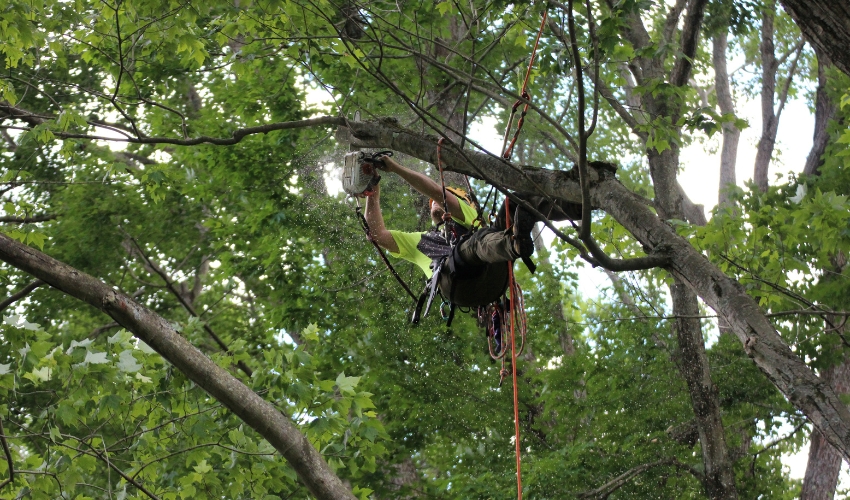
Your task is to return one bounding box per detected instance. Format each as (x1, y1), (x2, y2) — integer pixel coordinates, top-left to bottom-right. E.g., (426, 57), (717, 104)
(379, 156), (463, 217)
(364, 183), (399, 253)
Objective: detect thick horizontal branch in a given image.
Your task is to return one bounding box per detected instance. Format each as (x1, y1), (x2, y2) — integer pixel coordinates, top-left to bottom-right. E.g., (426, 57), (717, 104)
(0, 233), (355, 500)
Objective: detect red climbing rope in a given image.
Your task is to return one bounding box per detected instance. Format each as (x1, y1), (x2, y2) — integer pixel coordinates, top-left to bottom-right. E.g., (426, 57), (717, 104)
(500, 9), (549, 161)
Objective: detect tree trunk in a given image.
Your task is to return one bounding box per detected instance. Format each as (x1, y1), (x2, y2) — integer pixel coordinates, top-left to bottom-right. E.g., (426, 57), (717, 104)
(754, 2), (778, 192)
(779, 0), (850, 77)
(801, 353), (850, 499)
(803, 52), (838, 176)
(799, 54), (845, 493)
(671, 281), (738, 499)
(713, 34), (740, 207)
(647, 127), (737, 499)
(0, 233), (356, 500)
(800, 252), (850, 498)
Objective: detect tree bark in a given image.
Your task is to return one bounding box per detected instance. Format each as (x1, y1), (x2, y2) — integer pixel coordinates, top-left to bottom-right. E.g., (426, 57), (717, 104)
(754, 2), (778, 192)
(801, 355), (850, 500)
(713, 34), (740, 207)
(779, 0), (850, 77)
(344, 117), (850, 463)
(0, 233), (356, 500)
(754, 2), (804, 191)
(671, 281), (737, 499)
(803, 52), (838, 177)
(800, 251), (850, 499)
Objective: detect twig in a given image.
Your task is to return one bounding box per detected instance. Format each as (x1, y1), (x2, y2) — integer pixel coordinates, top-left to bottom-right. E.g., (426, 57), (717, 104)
(577, 457), (696, 498)
(0, 417), (14, 490)
(0, 279), (45, 313)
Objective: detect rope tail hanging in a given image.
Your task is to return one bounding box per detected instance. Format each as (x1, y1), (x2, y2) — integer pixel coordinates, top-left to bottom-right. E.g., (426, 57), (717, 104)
(504, 197), (524, 500)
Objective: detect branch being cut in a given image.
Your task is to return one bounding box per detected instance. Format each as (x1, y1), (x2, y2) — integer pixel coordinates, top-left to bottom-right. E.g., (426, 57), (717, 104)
(0, 233), (356, 500)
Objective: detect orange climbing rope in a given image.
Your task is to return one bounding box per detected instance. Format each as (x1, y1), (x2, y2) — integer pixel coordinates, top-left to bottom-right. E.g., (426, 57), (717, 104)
(500, 9), (549, 161)
(497, 10), (548, 498)
(504, 197), (523, 500)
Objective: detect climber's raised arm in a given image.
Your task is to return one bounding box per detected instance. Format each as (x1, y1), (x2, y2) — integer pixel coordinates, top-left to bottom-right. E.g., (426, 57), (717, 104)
(363, 182), (399, 253)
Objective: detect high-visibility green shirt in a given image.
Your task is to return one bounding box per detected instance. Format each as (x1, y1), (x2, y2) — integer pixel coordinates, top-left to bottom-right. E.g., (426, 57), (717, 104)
(388, 199), (478, 278)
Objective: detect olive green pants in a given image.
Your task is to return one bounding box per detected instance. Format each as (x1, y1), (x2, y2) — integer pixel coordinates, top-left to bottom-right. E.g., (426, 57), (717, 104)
(457, 228), (519, 266)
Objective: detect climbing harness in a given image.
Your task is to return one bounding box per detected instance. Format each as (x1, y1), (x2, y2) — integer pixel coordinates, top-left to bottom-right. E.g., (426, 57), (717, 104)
(342, 150), (393, 197)
(411, 137), (511, 326)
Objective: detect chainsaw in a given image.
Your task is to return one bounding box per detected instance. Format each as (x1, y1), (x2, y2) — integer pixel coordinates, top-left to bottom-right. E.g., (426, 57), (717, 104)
(341, 150), (393, 197)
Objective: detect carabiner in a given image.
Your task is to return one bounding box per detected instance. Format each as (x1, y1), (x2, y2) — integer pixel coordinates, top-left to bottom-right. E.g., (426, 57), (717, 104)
(440, 300), (451, 321)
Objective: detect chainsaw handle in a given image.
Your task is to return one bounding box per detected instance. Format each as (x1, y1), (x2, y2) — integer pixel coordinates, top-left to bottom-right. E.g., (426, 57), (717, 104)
(371, 150), (394, 170)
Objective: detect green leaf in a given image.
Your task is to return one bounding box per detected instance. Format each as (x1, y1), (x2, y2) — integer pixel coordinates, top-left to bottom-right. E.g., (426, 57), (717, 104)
(193, 459), (212, 474)
(335, 372), (360, 395)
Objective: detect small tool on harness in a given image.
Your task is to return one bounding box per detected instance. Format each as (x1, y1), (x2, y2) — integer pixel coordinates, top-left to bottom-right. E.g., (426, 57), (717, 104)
(342, 150), (393, 197)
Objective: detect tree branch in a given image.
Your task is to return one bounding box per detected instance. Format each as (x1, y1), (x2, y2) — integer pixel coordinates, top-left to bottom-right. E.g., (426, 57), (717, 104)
(3, 115), (344, 146)
(577, 458), (695, 498)
(0, 417), (13, 491)
(0, 215), (57, 224)
(127, 238), (253, 378)
(0, 279), (44, 313)
(670, 0), (709, 87)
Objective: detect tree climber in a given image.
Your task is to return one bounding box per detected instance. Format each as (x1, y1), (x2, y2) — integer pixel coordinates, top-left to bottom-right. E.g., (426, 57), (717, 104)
(363, 154), (583, 311)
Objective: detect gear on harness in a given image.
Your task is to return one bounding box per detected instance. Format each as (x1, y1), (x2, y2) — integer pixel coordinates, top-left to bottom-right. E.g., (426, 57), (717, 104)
(341, 150), (393, 197)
